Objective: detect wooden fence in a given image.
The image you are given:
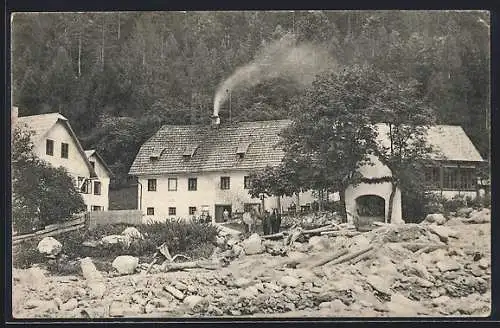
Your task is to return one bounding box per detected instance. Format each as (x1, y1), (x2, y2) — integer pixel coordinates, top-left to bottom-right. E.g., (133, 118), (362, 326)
(88, 210), (143, 230)
(12, 214), (88, 246)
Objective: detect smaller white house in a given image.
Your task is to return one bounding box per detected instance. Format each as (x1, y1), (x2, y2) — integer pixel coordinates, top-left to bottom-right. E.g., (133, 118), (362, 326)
(84, 150), (113, 211)
(13, 108), (112, 212)
(345, 124), (485, 225)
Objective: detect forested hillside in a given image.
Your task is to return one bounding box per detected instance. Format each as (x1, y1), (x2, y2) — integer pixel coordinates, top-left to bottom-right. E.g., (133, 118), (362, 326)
(11, 11), (490, 185)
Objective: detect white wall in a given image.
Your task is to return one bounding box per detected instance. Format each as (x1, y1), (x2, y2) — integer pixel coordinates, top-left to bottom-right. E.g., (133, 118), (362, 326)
(344, 155), (403, 224)
(31, 121), (111, 211)
(34, 122), (90, 179)
(137, 170), (318, 219)
(85, 153), (110, 211)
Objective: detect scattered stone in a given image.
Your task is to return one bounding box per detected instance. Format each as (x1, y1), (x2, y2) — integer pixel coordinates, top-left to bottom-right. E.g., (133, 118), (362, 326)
(24, 299), (57, 312)
(415, 277), (434, 288)
(184, 295), (208, 313)
(432, 295), (451, 307)
(208, 305), (224, 316)
(234, 277), (253, 288)
(37, 237), (63, 257)
(330, 299), (347, 313)
(239, 286), (259, 299)
(79, 257), (106, 299)
(478, 258), (490, 269)
(122, 227), (143, 239)
(112, 255), (139, 275)
(280, 276), (301, 288)
(428, 225), (457, 243)
(468, 209), (490, 224)
(284, 302), (296, 311)
(436, 259), (461, 272)
(60, 298), (78, 311)
(164, 285), (185, 300)
(264, 282), (282, 292)
(404, 261), (432, 281)
(366, 274), (392, 295)
(457, 207), (474, 218)
(308, 236), (326, 251)
(109, 301), (126, 317)
(101, 234), (131, 247)
(215, 236), (226, 247)
(173, 280), (188, 291)
(230, 309), (242, 316)
(242, 233), (265, 255)
(425, 213), (446, 225)
(387, 294), (420, 316)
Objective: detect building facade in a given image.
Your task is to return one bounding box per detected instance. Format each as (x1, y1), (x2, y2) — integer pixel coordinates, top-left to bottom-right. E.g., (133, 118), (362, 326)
(129, 117), (485, 223)
(84, 150), (113, 211)
(129, 118), (317, 222)
(14, 110), (112, 212)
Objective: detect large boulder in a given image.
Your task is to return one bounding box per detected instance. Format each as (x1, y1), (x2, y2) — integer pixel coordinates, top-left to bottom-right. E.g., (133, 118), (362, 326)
(280, 275), (301, 288)
(102, 235), (131, 248)
(242, 233), (264, 255)
(112, 255), (139, 275)
(469, 208), (491, 223)
(436, 259), (461, 272)
(308, 236), (329, 251)
(183, 295), (208, 313)
(427, 225), (458, 243)
(457, 207), (474, 218)
(425, 213), (446, 225)
(37, 237), (63, 257)
(122, 227), (143, 239)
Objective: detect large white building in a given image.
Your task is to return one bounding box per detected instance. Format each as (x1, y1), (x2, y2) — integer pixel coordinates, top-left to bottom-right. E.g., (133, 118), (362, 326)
(129, 116), (485, 223)
(13, 108), (112, 211)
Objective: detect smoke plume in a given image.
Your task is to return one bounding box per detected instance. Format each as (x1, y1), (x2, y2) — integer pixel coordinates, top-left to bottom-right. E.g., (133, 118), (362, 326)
(213, 33), (336, 116)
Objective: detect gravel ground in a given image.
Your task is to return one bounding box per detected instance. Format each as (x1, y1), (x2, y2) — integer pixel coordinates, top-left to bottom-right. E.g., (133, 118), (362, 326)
(12, 219), (491, 319)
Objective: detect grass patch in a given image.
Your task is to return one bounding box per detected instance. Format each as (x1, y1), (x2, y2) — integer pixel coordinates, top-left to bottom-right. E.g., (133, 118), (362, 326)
(12, 219), (219, 274)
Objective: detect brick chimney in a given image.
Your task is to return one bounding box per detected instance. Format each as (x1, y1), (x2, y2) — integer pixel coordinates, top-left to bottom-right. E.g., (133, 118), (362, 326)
(210, 115), (220, 129)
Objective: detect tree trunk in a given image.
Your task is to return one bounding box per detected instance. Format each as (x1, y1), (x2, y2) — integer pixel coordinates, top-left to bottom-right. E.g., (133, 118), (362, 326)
(78, 34), (81, 77)
(387, 181), (397, 223)
(117, 12), (121, 40)
(339, 189), (347, 222)
(295, 192), (300, 216)
(276, 195), (281, 214)
(318, 189), (324, 211)
(101, 20), (105, 69)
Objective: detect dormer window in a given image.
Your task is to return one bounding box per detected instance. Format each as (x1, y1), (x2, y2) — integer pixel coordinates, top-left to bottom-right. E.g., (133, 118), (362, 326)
(236, 142), (251, 159)
(150, 148), (165, 161)
(183, 144), (199, 160)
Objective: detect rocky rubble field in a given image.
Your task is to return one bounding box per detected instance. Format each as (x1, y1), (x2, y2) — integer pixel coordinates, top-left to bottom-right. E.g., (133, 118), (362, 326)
(12, 209), (491, 318)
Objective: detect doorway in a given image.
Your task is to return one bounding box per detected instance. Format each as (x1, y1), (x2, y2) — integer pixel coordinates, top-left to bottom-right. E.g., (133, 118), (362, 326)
(355, 195), (386, 227)
(215, 205), (232, 222)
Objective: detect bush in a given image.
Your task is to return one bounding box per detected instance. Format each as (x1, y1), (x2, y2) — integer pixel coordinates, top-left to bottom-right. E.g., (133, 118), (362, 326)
(13, 219), (220, 272)
(12, 125), (86, 233)
(468, 194), (491, 209)
(442, 194), (467, 213)
(12, 240), (41, 269)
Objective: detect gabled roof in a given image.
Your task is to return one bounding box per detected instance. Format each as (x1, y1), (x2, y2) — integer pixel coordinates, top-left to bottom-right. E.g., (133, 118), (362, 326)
(374, 124), (484, 162)
(129, 120), (484, 176)
(16, 112), (97, 178)
(129, 120), (290, 175)
(85, 149), (114, 177)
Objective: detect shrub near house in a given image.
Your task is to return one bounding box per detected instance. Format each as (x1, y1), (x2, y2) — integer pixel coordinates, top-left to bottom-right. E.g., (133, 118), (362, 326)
(12, 125), (86, 233)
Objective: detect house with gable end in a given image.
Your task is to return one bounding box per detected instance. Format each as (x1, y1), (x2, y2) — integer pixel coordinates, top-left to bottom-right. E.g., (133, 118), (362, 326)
(129, 115), (485, 224)
(13, 107), (112, 211)
(128, 117), (319, 222)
